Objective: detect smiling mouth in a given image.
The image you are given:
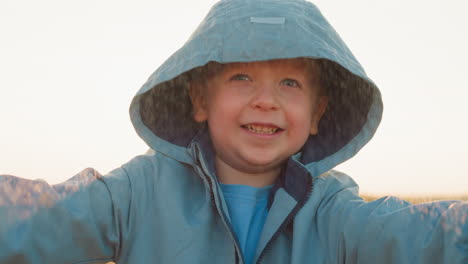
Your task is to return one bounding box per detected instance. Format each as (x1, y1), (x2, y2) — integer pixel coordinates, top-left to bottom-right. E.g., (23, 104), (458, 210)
(241, 124), (283, 135)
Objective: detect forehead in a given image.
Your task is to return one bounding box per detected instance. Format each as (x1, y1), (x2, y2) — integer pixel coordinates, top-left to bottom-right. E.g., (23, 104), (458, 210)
(222, 58), (314, 73)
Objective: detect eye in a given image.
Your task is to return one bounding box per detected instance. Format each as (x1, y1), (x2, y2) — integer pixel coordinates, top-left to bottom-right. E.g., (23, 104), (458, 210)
(280, 78), (300, 88)
(230, 74), (251, 81)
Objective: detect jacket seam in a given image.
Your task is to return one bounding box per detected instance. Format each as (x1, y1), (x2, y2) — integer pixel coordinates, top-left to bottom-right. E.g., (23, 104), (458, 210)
(95, 166), (134, 263)
(72, 257), (115, 264)
(118, 166), (134, 262)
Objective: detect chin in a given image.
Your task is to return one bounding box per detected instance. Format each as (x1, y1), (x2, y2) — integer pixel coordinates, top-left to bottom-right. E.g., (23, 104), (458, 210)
(240, 159), (285, 173)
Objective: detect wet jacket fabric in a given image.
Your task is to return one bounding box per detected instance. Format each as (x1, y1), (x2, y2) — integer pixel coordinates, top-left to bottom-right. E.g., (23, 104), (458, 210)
(1, 0), (467, 263)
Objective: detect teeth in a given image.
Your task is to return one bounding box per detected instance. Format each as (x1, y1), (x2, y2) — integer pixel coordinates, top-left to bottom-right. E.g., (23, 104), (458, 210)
(245, 125), (279, 134)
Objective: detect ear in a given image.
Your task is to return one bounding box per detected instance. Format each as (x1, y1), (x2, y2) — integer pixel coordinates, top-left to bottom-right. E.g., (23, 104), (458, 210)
(189, 81), (208, 122)
(310, 96), (328, 135)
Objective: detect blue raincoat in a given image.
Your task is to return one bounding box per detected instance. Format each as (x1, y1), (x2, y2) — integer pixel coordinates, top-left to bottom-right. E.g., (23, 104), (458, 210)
(1, 0), (467, 263)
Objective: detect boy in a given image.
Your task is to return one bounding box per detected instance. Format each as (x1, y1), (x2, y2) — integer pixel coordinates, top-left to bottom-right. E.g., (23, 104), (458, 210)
(1, 0), (467, 264)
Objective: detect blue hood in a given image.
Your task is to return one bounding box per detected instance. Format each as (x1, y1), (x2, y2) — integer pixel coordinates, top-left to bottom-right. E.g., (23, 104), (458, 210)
(129, 0), (383, 177)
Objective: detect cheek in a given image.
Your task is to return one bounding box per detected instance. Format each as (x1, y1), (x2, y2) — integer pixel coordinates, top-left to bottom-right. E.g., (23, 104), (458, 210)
(286, 101), (315, 135)
(288, 92), (314, 116)
(208, 86), (244, 112)
(206, 94), (240, 129)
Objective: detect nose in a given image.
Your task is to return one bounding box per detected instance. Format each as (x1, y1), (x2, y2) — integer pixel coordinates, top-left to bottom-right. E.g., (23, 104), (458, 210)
(250, 84), (279, 111)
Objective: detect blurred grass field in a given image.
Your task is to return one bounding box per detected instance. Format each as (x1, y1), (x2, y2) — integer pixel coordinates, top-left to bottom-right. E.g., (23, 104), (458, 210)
(361, 194), (468, 204)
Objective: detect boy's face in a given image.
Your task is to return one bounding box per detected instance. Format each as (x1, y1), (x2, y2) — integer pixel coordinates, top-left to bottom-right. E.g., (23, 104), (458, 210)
(191, 59), (328, 177)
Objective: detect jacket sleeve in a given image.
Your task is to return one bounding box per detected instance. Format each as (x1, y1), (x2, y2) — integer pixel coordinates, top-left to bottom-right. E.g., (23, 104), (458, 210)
(316, 171), (468, 264)
(0, 167), (132, 264)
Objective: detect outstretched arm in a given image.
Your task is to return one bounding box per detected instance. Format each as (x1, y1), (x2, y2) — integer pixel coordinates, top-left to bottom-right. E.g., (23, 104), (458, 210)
(0, 167), (132, 264)
(317, 171), (467, 264)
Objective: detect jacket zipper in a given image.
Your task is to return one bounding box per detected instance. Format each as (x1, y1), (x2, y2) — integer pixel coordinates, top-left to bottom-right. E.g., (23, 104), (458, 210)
(255, 178), (313, 264)
(194, 148), (243, 264)
(204, 172), (243, 264)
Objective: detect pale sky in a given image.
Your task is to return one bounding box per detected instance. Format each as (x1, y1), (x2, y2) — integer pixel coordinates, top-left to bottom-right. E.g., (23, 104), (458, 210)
(0, 0), (467, 196)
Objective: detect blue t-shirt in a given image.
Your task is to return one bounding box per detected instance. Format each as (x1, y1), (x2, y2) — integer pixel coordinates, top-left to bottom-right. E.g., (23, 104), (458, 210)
(220, 184), (272, 264)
